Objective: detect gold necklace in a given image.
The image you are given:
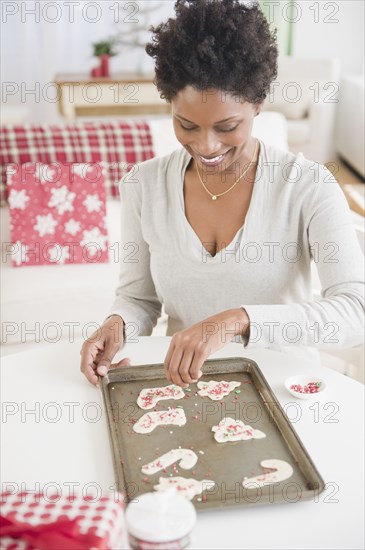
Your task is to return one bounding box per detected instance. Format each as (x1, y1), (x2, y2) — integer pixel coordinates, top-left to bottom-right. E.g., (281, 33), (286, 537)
(195, 139), (259, 200)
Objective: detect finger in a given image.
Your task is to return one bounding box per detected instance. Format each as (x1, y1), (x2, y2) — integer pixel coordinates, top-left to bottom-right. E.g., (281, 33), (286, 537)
(189, 352), (205, 381)
(177, 350), (196, 385)
(80, 341), (98, 372)
(84, 363), (100, 386)
(96, 358), (112, 376)
(110, 357), (131, 370)
(94, 357), (131, 388)
(167, 347), (189, 388)
(95, 340), (120, 376)
(164, 342), (175, 382)
(80, 343), (100, 386)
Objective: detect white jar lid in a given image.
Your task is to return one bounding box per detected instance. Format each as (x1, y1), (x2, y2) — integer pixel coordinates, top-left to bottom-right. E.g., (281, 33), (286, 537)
(126, 490), (197, 543)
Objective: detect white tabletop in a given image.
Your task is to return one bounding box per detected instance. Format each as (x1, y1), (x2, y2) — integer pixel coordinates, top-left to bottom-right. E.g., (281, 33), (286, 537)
(1, 337), (364, 550)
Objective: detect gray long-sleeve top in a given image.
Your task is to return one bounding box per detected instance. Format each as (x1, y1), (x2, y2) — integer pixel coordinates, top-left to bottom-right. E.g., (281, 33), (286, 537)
(110, 141), (364, 350)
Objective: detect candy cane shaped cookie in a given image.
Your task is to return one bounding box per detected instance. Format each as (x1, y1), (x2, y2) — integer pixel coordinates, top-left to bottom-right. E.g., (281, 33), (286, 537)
(142, 449), (198, 475)
(242, 459), (293, 488)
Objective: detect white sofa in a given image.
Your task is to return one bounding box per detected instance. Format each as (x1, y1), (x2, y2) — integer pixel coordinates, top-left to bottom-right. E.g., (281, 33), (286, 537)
(1, 112), (288, 350)
(263, 56), (341, 164)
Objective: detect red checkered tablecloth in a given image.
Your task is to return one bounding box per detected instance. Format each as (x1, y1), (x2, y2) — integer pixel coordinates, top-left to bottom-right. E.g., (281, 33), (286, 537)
(0, 121), (154, 206)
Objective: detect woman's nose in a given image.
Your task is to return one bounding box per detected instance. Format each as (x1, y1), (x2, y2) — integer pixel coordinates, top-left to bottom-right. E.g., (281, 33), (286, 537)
(194, 131), (220, 156)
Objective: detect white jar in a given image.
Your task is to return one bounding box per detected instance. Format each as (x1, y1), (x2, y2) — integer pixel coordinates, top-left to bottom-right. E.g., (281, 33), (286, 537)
(125, 490), (196, 550)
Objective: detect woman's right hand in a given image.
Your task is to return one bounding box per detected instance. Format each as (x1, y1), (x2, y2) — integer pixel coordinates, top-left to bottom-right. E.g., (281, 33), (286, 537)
(80, 315), (130, 386)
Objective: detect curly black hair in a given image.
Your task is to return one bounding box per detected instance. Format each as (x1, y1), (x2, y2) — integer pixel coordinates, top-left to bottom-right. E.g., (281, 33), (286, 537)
(145, 0), (278, 104)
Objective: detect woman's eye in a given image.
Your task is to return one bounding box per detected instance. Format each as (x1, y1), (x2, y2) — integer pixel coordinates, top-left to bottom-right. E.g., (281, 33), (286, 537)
(180, 124), (197, 131)
(179, 123), (239, 132)
(217, 126), (238, 133)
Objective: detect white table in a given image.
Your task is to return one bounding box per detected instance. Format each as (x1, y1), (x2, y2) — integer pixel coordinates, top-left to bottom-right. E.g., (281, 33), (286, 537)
(1, 337), (364, 549)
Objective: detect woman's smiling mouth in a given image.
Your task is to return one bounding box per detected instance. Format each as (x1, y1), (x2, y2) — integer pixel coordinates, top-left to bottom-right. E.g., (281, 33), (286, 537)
(198, 151), (230, 167)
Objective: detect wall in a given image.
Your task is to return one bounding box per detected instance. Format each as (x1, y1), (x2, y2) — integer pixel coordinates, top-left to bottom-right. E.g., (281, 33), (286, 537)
(1, 0), (364, 125)
(0, 1), (175, 124)
(291, 0), (364, 75)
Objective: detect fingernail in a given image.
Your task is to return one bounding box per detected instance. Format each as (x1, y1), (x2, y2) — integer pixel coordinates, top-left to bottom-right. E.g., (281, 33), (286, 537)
(97, 365), (108, 376)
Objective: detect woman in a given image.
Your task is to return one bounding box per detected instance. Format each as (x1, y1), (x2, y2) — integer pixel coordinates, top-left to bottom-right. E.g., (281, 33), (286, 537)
(80, 0), (364, 387)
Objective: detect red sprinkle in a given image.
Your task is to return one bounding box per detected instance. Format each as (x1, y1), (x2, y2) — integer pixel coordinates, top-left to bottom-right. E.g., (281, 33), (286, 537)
(290, 381), (321, 394)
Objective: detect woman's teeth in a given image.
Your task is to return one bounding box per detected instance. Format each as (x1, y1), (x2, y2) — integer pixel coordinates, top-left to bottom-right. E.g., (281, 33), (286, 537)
(200, 154), (224, 163)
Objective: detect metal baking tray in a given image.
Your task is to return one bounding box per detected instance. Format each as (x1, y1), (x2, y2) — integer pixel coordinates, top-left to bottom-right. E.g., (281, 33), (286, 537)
(100, 357), (325, 510)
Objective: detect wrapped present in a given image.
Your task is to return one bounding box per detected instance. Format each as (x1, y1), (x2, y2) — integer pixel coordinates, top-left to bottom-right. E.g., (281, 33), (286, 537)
(7, 161), (109, 267)
(0, 491), (127, 550)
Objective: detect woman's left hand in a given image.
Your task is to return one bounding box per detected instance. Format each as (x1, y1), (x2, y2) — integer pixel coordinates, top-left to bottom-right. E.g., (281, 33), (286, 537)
(164, 308), (249, 387)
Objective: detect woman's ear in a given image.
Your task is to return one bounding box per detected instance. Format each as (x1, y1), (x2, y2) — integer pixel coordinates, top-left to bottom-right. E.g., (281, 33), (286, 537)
(255, 102), (264, 116)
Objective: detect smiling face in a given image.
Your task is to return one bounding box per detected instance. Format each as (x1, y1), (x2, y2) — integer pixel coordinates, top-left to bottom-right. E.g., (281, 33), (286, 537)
(171, 86), (261, 172)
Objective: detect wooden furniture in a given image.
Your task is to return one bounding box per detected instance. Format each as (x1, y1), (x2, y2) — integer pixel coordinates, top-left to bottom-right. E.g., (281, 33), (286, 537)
(341, 184), (365, 218)
(2, 337), (364, 549)
(54, 73), (171, 122)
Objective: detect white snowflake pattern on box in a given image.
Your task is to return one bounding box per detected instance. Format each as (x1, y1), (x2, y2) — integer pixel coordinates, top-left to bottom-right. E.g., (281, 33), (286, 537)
(64, 218), (81, 236)
(48, 185), (76, 215)
(34, 213), (58, 237)
(83, 193), (103, 213)
(8, 189), (29, 210)
(80, 227), (108, 254)
(11, 241), (30, 266)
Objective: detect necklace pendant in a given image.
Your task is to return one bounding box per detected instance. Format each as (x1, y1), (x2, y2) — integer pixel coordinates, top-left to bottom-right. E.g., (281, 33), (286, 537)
(212, 195), (217, 201)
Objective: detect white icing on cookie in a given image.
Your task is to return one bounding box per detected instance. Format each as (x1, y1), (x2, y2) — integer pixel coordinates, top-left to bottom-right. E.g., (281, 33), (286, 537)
(133, 408), (187, 434)
(212, 417), (266, 442)
(137, 385), (185, 410)
(242, 459), (293, 488)
(142, 449), (198, 475)
(197, 380), (241, 400)
(154, 477), (215, 500)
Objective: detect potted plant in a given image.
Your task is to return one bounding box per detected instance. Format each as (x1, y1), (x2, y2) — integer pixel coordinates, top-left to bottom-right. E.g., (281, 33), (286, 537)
(91, 40), (118, 78)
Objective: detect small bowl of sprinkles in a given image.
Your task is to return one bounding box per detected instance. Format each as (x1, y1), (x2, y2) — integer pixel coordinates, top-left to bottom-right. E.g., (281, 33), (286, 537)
(284, 375), (326, 400)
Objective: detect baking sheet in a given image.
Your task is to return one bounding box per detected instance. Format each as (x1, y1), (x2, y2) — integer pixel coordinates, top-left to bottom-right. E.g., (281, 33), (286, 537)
(100, 357), (325, 510)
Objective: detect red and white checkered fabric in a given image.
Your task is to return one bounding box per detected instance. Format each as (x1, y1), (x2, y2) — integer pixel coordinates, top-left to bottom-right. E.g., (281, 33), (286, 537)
(0, 121), (154, 206)
(0, 491), (126, 550)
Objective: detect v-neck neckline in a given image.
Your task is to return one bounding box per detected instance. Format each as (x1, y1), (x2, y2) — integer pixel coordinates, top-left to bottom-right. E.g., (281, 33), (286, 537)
(178, 140), (262, 260)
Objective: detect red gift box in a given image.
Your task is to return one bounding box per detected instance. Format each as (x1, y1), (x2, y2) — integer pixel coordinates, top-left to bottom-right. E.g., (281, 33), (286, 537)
(0, 491), (127, 550)
(7, 161), (109, 267)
